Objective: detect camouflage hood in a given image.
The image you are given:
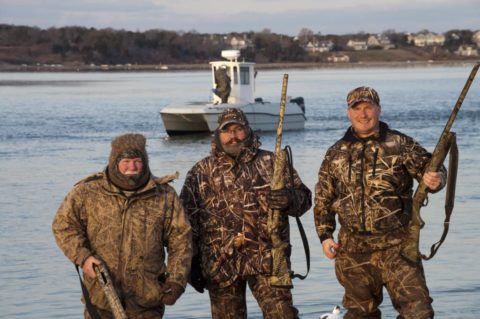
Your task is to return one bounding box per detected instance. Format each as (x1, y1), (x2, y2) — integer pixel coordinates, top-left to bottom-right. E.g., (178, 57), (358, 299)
(107, 133), (151, 191)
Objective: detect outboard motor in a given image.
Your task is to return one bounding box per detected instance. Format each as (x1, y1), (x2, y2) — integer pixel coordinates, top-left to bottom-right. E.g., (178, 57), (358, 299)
(290, 97), (305, 113)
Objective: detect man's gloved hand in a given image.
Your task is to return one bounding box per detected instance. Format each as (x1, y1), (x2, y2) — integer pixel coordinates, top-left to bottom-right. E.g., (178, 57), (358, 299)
(189, 256), (206, 293)
(160, 281), (185, 306)
(267, 188), (294, 210)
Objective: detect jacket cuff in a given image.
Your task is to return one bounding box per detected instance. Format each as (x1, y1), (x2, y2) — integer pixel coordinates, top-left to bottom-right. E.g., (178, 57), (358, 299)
(319, 233), (333, 243)
(75, 249), (92, 267)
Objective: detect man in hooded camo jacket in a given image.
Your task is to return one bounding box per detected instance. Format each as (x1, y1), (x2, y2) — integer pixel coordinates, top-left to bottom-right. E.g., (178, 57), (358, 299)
(180, 108), (312, 319)
(52, 133), (192, 319)
(314, 87), (446, 319)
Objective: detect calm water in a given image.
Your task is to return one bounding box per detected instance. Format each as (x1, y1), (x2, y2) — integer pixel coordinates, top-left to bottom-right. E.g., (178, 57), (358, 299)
(1, 65), (479, 318)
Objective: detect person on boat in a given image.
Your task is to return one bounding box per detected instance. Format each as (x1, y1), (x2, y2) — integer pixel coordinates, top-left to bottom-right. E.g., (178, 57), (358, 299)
(52, 133), (192, 319)
(180, 108), (312, 319)
(314, 86), (446, 319)
(214, 65), (231, 103)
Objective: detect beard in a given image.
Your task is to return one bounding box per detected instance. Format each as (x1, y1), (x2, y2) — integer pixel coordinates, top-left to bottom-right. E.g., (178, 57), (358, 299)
(222, 142), (243, 157)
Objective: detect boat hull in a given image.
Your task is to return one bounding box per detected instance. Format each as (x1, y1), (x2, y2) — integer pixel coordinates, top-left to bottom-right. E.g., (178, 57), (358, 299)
(160, 102), (305, 136)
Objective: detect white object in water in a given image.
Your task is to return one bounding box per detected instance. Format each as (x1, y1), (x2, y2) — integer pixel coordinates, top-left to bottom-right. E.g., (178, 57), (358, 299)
(320, 305), (342, 319)
(160, 50), (306, 135)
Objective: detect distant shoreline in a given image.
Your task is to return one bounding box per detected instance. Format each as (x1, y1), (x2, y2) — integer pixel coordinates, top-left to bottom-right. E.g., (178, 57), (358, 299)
(0, 60), (476, 72)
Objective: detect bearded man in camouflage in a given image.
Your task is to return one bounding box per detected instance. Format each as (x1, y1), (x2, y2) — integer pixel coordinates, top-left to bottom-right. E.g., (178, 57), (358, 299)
(53, 133), (192, 319)
(180, 108), (312, 319)
(314, 87), (446, 319)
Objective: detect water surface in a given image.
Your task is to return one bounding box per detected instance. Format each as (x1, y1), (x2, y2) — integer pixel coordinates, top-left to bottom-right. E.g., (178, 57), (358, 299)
(1, 65), (479, 318)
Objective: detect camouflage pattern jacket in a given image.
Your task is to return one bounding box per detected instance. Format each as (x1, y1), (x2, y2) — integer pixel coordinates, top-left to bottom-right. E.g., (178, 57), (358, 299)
(52, 171), (192, 312)
(314, 122), (446, 253)
(180, 135), (311, 288)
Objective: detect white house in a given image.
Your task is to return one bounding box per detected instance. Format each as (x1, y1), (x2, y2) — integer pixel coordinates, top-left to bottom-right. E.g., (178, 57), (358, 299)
(304, 40), (334, 53)
(407, 32), (445, 47)
(229, 36), (252, 50)
(455, 45), (479, 56)
(346, 40), (368, 51)
(367, 35), (395, 50)
(472, 31), (480, 46)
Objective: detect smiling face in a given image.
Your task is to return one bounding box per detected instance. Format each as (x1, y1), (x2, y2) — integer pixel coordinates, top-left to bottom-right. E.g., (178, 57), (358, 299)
(219, 123), (247, 145)
(347, 101), (381, 138)
(118, 157), (143, 176)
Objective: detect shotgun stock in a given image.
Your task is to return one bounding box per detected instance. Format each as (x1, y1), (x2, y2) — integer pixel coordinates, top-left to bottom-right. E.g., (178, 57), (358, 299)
(401, 62), (480, 264)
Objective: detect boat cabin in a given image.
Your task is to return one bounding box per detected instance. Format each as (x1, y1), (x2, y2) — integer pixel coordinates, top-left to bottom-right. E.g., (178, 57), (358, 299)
(210, 50), (255, 104)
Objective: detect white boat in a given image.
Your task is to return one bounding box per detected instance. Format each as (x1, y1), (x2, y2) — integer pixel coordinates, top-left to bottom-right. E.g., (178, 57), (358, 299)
(160, 50), (306, 135)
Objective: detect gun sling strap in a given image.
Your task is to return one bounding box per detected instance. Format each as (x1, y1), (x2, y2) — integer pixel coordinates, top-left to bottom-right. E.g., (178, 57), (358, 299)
(285, 145), (310, 280)
(75, 265), (103, 319)
(422, 133), (458, 260)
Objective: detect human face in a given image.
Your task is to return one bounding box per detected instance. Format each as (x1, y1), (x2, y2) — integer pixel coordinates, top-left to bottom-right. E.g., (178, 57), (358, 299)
(118, 157), (143, 176)
(347, 101), (381, 138)
(219, 123), (247, 145)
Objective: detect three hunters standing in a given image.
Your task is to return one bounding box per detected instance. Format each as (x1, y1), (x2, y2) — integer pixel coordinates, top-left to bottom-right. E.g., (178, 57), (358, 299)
(53, 87), (446, 319)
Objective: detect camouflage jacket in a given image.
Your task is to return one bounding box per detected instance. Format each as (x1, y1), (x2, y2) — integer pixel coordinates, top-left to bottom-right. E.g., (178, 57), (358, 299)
(180, 135), (312, 288)
(52, 171), (192, 312)
(314, 122), (446, 253)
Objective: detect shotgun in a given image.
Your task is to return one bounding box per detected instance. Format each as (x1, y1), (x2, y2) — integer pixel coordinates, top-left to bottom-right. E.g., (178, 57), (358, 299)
(268, 74), (293, 288)
(401, 62), (480, 264)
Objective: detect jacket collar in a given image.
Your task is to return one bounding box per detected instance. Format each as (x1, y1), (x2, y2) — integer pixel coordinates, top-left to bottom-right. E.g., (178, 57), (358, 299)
(342, 121), (389, 143)
(100, 168), (158, 197)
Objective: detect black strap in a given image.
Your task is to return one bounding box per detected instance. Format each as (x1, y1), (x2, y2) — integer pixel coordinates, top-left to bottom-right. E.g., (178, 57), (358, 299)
(422, 133), (458, 260)
(75, 265), (102, 319)
(285, 145), (310, 280)
(291, 215), (310, 280)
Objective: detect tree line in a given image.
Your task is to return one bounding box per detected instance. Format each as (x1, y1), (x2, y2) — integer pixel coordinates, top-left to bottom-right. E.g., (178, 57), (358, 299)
(0, 24), (476, 66)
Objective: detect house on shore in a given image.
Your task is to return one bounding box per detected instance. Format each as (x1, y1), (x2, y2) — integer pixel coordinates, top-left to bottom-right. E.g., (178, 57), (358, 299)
(367, 35), (395, 50)
(407, 32), (445, 47)
(304, 40), (334, 53)
(346, 40), (368, 51)
(472, 31), (480, 47)
(455, 45), (479, 56)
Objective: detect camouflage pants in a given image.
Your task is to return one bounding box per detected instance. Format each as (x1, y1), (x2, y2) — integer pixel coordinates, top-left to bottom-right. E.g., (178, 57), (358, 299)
(335, 245), (434, 319)
(208, 274), (299, 319)
(84, 304), (165, 319)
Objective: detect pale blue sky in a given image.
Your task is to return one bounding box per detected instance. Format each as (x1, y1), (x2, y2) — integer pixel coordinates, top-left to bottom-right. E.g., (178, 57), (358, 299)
(1, 0), (479, 35)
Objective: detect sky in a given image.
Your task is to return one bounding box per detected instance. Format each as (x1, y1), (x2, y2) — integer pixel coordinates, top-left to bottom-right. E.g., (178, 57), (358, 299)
(1, 0), (479, 36)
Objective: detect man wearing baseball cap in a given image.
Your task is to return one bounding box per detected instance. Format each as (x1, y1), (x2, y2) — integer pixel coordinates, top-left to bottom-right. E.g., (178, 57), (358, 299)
(314, 87), (446, 318)
(180, 108), (312, 318)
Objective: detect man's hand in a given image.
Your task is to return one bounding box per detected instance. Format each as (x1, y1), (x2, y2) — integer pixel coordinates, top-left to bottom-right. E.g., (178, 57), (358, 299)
(423, 171), (443, 191)
(160, 282), (185, 306)
(322, 238), (340, 260)
(268, 189), (293, 210)
(82, 256), (102, 279)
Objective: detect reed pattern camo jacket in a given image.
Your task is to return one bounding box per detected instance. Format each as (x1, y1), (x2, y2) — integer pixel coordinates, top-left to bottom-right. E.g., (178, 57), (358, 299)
(314, 122), (446, 253)
(52, 172), (192, 313)
(180, 134), (312, 288)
